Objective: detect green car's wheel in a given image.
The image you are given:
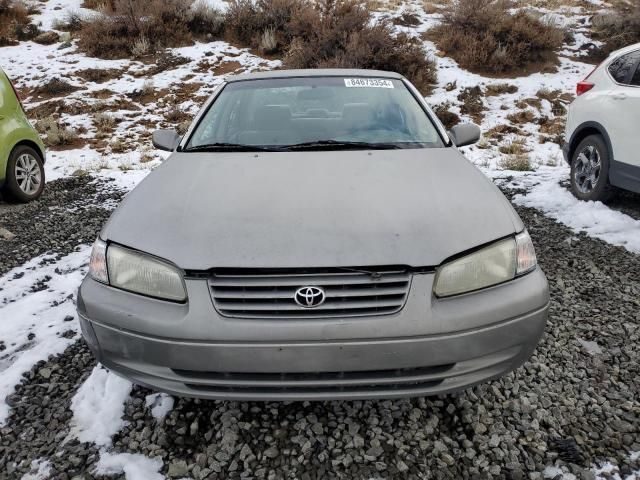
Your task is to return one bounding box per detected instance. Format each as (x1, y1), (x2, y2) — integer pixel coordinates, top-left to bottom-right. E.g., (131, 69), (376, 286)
(2, 145), (45, 203)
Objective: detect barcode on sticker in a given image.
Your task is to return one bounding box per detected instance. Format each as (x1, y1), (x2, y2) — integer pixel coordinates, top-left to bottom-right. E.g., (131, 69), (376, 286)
(344, 78), (394, 88)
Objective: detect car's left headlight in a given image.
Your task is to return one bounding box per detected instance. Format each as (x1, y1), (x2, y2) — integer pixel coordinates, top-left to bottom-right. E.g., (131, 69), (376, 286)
(88, 238), (187, 302)
(434, 231), (537, 298)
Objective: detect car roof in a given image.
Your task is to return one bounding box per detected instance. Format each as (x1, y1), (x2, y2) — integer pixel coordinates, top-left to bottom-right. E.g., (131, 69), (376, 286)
(226, 68), (405, 83)
(610, 42), (640, 58)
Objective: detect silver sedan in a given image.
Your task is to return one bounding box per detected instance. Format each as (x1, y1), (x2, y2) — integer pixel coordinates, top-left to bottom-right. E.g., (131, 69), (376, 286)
(77, 69), (549, 400)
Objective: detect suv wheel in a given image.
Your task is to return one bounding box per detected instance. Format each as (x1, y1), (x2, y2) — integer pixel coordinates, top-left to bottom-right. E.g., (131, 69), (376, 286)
(2, 145), (45, 203)
(570, 134), (615, 202)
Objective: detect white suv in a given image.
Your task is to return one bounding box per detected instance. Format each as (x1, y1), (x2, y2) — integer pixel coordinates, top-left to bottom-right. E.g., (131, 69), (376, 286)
(564, 43), (640, 201)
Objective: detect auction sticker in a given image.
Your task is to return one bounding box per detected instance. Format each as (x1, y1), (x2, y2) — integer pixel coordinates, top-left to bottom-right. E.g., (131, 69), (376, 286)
(344, 78), (394, 88)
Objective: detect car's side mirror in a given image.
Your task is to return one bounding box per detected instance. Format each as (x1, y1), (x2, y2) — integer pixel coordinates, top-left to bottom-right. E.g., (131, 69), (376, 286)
(449, 123), (481, 147)
(152, 129), (181, 152)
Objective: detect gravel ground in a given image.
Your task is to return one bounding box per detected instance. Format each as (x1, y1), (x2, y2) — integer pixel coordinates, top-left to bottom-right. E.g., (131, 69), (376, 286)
(0, 182), (639, 480)
(0, 176), (125, 277)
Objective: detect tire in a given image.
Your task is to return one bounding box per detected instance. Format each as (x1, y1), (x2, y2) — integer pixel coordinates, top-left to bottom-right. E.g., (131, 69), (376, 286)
(2, 145), (45, 203)
(569, 134), (615, 202)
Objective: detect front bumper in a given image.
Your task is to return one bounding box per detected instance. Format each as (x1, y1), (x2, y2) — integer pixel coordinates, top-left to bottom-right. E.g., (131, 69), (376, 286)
(77, 269), (549, 401)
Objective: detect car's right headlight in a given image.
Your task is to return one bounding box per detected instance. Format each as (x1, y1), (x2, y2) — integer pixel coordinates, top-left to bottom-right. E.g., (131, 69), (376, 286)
(434, 231), (537, 298)
(88, 238), (187, 302)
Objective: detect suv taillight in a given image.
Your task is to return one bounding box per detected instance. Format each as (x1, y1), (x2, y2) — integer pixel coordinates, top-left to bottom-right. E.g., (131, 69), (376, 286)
(576, 62), (601, 96)
(5, 73), (26, 114)
(576, 81), (594, 96)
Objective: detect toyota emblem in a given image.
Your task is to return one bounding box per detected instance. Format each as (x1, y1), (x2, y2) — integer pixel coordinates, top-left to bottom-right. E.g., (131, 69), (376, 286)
(294, 286), (326, 308)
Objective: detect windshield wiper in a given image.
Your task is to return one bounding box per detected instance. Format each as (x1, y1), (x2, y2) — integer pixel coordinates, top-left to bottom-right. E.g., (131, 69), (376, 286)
(282, 140), (403, 151)
(184, 143), (283, 152)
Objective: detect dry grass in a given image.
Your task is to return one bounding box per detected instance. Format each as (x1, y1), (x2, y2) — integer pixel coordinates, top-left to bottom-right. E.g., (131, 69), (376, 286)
(498, 137), (535, 171)
(52, 10), (84, 32)
(165, 106), (191, 124)
(32, 78), (80, 99)
(457, 86), (485, 123)
(500, 152), (534, 171)
(224, 0), (438, 93)
(538, 115), (565, 145)
(76, 0), (437, 91)
(139, 148), (155, 163)
(284, 0), (437, 94)
(499, 137), (528, 155)
(433, 103), (460, 130)
(224, 0), (303, 54)
(75, 68), (123, 84)
(393, 10), (421, 26)
(426, 0), (564, 75)
(536, 88), (561, 102)
(35, 116), (79, 147)
(109, 138), (127, 153)
(591, 2), (640, 59)
(0, 0), (39, 46)
(27, 100), (66, 119)
(93, 112), (117, 134)
(516, 98), (542, 110)
(485, 83), (518, 96)
(485, 124), (522, 141)
(507, 108), (536, 124)
(177, 119), (192, 135)
(77, 0), (223, 59)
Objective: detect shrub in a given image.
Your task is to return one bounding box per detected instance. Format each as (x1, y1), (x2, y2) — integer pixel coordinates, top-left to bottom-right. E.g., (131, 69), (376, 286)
(221, 0), (436, 92)
(77, 0), (218, 59)
(260, 27), (278, 54)
(426, 0), (564, 74)
(189, 0), (225, 37)
(224, 0), (304, 53)
(35, 116), (78, 147)
(282, 0), (437, 93)
(500, 153), (534, 171)
(507, 109), (536, 124)
(34, 78), (79, 97)
(591, 3), (640, 59)
(0, 0), (40, 46)
(393, 11), (421, 27)
(52, 10), (84, 31)
(485, 83), (518, 96)
(499, 137), (528, 155)
(93, 112), (117, 133)
(433, 103), (460, 130)
(457, 86), (484, 122)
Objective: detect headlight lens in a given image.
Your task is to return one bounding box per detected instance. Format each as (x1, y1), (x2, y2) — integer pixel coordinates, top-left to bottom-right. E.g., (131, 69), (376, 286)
(107, 244), (187, 302)
(434, 231), (537, 298)
(88, 239), (186, 302)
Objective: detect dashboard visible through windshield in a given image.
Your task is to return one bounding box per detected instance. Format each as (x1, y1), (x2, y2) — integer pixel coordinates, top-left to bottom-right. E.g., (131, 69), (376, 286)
(185, 76), (445, 151)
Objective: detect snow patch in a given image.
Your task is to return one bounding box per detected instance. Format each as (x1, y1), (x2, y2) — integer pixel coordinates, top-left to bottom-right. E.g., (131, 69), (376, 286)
(544, 465), (577, 479)
(95, 451), (164, 480)
(70, 365), (132, 446)
(510, 167), (640, 254)
(578, 338), (603, 355)
(145, 393), (175, 420)
(0, 248), (91, 425)
(21, 458), (52, 480)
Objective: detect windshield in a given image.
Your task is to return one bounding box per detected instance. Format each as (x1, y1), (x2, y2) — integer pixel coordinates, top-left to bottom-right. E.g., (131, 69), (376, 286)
(185, 76), (445, 151)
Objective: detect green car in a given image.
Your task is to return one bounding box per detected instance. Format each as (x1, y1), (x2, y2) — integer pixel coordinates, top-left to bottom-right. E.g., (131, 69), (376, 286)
(0, 67), (46, 202)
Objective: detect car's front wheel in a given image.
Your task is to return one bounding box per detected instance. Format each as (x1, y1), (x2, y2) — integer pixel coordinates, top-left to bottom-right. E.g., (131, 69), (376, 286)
(2, 145), (45, 203)
(570, 134), (614, 202)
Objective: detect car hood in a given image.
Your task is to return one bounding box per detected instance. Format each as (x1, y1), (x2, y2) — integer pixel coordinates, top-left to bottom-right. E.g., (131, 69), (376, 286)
(102, 149), (522, 269)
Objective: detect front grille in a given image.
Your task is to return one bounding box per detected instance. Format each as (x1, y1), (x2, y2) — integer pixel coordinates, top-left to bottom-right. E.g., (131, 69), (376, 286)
(174, 364), (453, 393)
(208, 269), (411, 318)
